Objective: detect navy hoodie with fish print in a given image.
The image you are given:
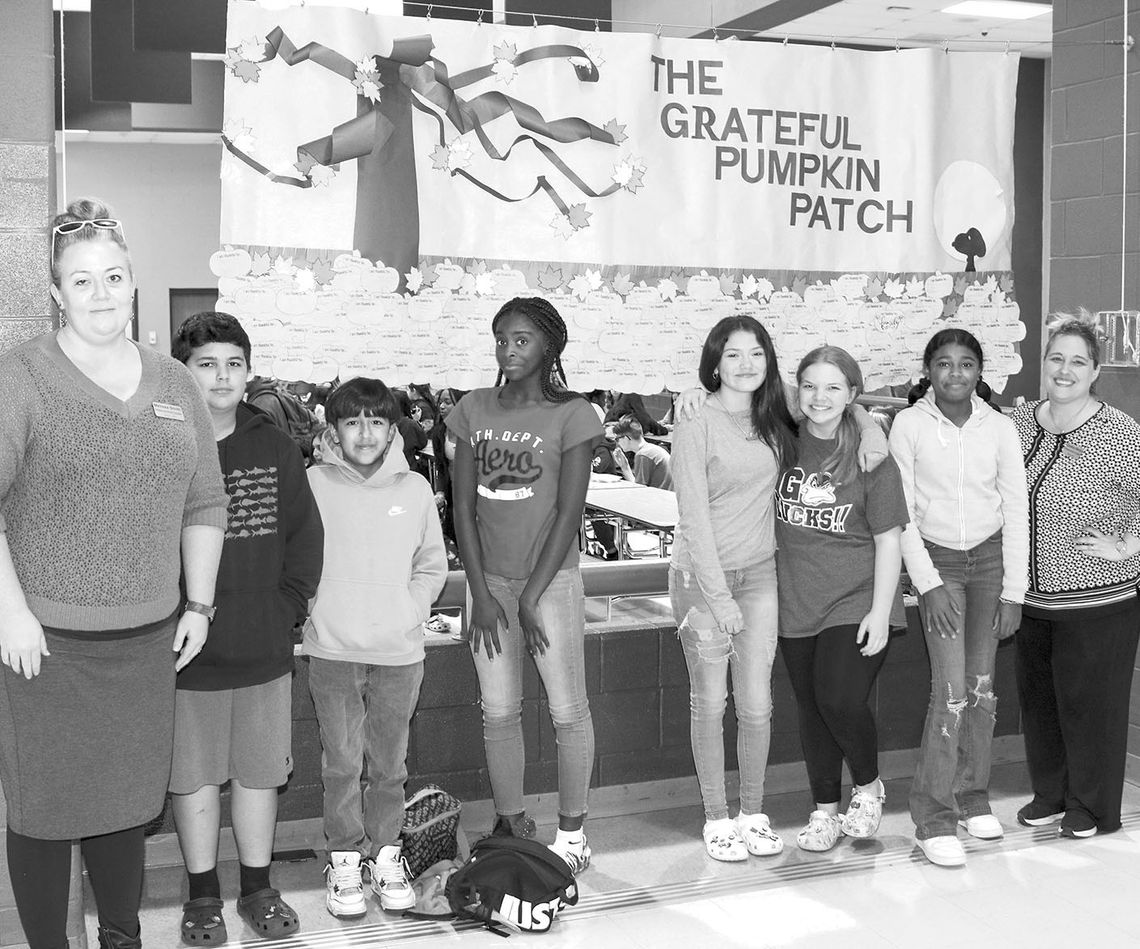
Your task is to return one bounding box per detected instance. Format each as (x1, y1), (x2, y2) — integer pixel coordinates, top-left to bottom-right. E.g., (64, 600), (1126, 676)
(177, 402), (324, 691)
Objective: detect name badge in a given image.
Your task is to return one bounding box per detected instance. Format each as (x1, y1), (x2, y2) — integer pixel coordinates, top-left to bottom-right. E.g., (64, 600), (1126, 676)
(1060, 441), (1084, 460)
(153, 401), (186, 421)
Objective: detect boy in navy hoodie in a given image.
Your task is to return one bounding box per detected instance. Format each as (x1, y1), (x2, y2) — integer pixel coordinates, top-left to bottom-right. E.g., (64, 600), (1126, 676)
(304, 377), (446, 918)
(171, 312), (324, 943)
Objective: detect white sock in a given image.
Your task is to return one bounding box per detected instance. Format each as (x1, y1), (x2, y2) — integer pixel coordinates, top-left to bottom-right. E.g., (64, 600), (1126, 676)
(554, 828), (584, 845)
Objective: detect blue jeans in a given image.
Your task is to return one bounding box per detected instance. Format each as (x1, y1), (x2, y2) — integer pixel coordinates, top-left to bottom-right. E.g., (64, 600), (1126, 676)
(308, 657), (424, 856)
(471, 569), (594, 820)
(909, 533), (1003, 839)
(670, 559), (779, 822)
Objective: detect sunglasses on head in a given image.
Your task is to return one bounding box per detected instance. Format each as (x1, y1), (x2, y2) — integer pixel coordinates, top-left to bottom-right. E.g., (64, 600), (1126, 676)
(51, 219), (126, 264)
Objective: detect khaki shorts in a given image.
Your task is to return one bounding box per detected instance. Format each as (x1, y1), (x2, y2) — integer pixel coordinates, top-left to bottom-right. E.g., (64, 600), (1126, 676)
(170, 673), (293, 794)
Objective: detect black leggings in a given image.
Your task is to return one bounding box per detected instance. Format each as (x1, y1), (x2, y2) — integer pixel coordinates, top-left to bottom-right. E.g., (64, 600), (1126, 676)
(6, 825), (145, 948)
(780, 625), (888, 805)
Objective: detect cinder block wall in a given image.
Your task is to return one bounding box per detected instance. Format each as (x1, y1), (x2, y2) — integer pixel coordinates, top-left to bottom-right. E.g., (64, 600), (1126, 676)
(0, 1), (86, 944)
(1048, 0), (1140, 783)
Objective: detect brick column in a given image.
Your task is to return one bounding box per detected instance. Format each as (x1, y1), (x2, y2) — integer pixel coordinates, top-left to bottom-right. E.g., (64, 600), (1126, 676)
(1, 1), (86, 945)
(1049, 0), (1140, 784)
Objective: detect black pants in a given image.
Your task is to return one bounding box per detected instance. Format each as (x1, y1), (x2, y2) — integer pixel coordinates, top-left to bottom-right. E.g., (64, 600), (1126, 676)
(6, 825), (145, 948)
(781, 625), (889, 805)
(1015, 600), (1140, 833)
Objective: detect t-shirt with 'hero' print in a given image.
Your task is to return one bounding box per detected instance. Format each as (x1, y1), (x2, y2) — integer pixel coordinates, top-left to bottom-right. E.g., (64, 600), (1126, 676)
(446, 388), (603, 580)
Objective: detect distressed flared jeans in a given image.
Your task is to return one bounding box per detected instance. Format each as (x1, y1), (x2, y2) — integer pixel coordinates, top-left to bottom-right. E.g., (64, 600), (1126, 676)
(909, 533), (1003, 840)
(670, 559), (779, 822)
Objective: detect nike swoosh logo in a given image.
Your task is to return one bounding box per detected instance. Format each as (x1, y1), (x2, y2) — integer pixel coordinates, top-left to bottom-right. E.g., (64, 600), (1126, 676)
(388, 506), (406, 516)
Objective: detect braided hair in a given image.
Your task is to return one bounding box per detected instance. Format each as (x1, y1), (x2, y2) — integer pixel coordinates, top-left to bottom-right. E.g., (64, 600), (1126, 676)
(906, 327), (1000, 410)
(491, 296), (582, 404)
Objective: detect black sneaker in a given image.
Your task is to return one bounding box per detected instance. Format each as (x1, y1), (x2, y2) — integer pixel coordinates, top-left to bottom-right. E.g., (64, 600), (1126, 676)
(1059, 810), (1097, 839)
(1016, 800), (1064, 827)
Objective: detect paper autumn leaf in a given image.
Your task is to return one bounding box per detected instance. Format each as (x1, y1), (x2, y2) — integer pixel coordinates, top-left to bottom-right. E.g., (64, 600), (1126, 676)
(224, 47), (243, 72)
(981, 274), (999, 297)
(233, 60), (261, 84)
(569, 272), (595, 300)
(405, 267), (424, 293)
(865, 276), (884, 299)
(419, 263), (437, 286)
(294, 268), (316, 292)
(583, 268), (604, 292)
(999, 274), (1015, 295)
(579, 41), (605, 67)
(538, 265), (565, 291)
(250, 252), (271, 276)
(311, 258), (334, 285)
(943, 297), (960, 318)
(882, 277), (904, 299)
(754, 276), (774, 301)
(294, 151), (317, 176)
(309, 164), (336, 187)
(474, 273), (496, 295)
(791, 275), (808, 298)
(550, 214), (575, 240)
(567, 203), (592, 230)
(719, 273), (738, 296)
(223, 119), (255, 152)
(353, 74), (383, 103)
(491, 60), (518, 84)
(604, 119), (628, 145)
(740, 274), (760, 298)
(611, 272), (634, 296)
(429, 145), (451, 172)
(273, 255), (294, 276)
(469, 260), (487, 276)
(238, 35), (266, 60)
(446, 138), (473, 172)
(493, 41), (517, 61)
(611, 158), (646, 193)
(954, 275), (969, 296)
(905, 276), (925, 297)
(657, 277), (678, 301)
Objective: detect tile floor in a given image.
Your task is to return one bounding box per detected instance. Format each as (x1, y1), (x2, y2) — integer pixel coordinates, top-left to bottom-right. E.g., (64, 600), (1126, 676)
(84, 763), (1140, 948)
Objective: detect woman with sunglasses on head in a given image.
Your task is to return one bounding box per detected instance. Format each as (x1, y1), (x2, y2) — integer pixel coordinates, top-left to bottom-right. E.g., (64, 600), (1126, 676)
(0, 199), (227, 948)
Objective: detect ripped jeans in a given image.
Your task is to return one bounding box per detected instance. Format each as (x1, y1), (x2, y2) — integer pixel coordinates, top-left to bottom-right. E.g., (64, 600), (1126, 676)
(909, 533), (1003, 839)
(670, 559), (778, 822)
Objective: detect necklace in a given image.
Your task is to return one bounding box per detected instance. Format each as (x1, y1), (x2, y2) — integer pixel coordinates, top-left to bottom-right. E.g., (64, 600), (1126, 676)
(715, 393), (757, 440)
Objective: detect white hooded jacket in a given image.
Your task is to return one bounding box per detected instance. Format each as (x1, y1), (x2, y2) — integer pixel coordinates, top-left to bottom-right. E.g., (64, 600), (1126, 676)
(888, 391), (1029, 601)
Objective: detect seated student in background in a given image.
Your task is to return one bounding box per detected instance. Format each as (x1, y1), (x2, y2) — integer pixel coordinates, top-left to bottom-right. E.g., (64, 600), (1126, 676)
(304, 378), (447, 919)
(612, 414), (673, 490)
(605, 391), (669, 436)
(171, 312), (325, 943)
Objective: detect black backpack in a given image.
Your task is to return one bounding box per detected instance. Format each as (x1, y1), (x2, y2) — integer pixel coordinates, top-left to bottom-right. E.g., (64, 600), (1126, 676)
(445, 836), (579, 935)
(263, 388), (321, 462)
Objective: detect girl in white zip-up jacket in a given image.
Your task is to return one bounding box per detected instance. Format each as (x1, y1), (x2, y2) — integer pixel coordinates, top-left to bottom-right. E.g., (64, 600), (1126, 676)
(888, 328), (1028, 869)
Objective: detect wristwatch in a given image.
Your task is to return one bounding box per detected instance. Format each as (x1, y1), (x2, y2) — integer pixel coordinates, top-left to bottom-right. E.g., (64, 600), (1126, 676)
(183, 600), (217, 623)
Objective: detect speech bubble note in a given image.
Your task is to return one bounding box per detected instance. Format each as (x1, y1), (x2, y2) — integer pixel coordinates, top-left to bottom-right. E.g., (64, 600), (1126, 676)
(210, 247), (252, 278)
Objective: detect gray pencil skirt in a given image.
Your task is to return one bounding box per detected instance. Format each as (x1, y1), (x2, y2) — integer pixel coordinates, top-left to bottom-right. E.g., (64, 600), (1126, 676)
(0, 617), (176, 839)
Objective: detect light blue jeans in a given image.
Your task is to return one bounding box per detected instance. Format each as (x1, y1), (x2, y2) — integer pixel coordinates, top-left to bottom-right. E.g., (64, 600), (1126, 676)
(909, 533), (1003, 839)
(308, 657), (424, 856)
(670, 559), (779, 822)
(471, 568), (594, 820)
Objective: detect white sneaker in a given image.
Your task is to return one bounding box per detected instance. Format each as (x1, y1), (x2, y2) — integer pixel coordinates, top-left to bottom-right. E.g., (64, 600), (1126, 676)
(703, 818), (748, 862)
(734, 812), (784, 856)
(325, 851), (367, 917)
(796, 811), (843, 853)
(368, 845), (416, 912)
(549, 832), (592, 876)
(841, 779), (885, 839)
(959, 814), (1003, 840)
(918, 835), (967, 867)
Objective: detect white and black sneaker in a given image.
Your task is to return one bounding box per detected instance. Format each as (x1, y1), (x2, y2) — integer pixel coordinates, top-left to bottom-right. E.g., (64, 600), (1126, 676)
(368, 845), (416, 912)
(325, 851), (367, 918)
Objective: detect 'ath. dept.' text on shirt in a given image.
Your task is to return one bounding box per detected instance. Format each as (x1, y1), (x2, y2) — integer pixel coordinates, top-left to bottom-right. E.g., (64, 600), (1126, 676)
(446, 388), (602, 580)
